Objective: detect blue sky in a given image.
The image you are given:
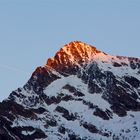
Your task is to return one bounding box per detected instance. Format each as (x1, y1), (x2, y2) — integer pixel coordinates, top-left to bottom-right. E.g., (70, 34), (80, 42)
(0, 0), (140, 101)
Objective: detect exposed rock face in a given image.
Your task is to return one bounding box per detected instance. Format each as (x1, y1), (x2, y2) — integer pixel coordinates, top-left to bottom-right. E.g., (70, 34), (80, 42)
(0, 41), (140, 140)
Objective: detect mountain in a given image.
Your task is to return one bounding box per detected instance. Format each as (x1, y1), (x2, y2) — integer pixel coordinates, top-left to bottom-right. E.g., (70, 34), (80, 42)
(0, 41), (140, 140)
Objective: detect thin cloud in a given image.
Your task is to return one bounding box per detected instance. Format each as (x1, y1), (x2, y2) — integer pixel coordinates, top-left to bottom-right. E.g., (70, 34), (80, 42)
(0, 64), (28, 75)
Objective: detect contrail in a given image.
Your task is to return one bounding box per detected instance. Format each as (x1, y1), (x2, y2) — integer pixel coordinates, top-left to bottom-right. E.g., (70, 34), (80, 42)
(0, 64), (28, 75)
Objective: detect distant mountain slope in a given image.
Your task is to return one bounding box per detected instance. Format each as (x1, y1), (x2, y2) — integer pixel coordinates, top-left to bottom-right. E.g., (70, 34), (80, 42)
(0, 41), (140, 140)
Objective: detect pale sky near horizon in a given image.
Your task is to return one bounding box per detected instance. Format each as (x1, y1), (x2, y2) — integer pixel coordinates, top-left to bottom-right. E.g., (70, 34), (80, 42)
(0, 0), (140, 101)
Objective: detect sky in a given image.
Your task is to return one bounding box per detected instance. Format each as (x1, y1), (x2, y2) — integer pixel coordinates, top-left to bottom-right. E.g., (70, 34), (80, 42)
(0, 0), (140, 101)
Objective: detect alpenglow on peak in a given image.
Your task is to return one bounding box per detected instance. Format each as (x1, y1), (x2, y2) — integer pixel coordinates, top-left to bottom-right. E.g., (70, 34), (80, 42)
(47, 41), (103, 67)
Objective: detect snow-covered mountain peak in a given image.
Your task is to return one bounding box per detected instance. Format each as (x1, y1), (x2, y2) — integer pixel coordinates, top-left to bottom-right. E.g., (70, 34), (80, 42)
(47, 41), (108, 69)
(46, 41), (140, 76)
(0, 41), (140, 140)
(61, 41), (101, 58)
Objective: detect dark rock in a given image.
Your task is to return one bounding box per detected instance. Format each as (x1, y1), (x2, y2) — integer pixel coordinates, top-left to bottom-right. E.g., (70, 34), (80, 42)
(0, 100), (37, 119)
(55, 106), (76, 121)
(83, 100), (96, 109)
(93, 108), (110, 120)
(58, 126), (66, 134)
(31, 107), (46, 114)
(113, 62), (122, 67)
(63, 84), (85, 97)
(88, 81), (102, 93)
(130, 61), (137, 69)
(68, 133), (81, 140)
(111, 104), (127, 117)
(45, 119), (57, 127)
(82, 122), (98, 133)
(124, 76), (140, 88)
(61, 95), (74, 101)
(29, 66), (60, 92)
